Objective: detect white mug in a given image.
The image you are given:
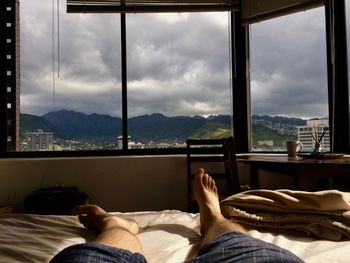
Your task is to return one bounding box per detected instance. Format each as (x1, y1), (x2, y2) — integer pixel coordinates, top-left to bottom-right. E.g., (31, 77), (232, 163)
(286, 140), (303, 157)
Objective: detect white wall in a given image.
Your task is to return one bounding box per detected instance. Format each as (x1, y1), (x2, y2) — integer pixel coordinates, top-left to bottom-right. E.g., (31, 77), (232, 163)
(0, 156), (295, 213)
(0, 156), (190, 212)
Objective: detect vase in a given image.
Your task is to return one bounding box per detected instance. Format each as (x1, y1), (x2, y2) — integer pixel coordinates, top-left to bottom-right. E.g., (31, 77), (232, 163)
(312, 142), (321, 154)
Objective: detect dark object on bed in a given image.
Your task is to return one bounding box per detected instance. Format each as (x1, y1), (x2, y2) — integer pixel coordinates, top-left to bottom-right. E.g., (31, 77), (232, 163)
(24, 186), (89, 215)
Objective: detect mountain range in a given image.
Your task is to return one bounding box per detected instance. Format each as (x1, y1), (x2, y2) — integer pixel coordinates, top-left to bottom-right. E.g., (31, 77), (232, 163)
(20, 110), (307, 146)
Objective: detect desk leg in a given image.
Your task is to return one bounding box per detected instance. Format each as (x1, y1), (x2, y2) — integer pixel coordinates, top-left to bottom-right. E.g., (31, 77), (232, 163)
(250, 165), (259, 189)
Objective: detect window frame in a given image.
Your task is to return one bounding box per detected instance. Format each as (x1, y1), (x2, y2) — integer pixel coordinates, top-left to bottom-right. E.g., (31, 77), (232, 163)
(1, 0), (18, 154)
(0, 5), (237, 157)
(324, 0), (350, 153)
(243, 0), (350, 154)
(0, 0), (6, 153)
(249, 4), (329, 153)
(1, 0), (349, 158)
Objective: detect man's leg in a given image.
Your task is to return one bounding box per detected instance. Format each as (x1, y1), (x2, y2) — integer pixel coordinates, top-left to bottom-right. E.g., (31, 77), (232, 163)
(50, 205), (146, 263)
(187, 168), (304, 263)
(73, 205), (143, 253)
(193, 168), (248, 246)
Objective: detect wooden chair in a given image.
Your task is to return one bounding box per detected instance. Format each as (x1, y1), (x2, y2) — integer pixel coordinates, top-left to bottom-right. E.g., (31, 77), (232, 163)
(186, 136), (243, 212)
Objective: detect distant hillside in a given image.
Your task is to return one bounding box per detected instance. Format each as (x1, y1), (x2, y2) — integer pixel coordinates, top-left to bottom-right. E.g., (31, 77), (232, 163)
(252, 115), (306, 138)
(20, 113), (58, 139)
(252, 124), (295, 147)
(19, 110), (307, 144)
(191, 115), (232, 139)
(42, 110), (122, 141)
(251, 115), (306, 147)
(252, 115), (306, 126)
(128, 113), (206, 143)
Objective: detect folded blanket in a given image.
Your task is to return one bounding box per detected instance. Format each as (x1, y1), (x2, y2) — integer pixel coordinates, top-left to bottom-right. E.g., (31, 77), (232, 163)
(220, 189), (350, 241)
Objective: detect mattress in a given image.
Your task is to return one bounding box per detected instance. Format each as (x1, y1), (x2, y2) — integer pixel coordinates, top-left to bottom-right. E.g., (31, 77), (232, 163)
(0, 210), (348, 263)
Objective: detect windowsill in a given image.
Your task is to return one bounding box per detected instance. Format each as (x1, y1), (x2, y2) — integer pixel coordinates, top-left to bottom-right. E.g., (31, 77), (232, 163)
(0, 154), (188, 162)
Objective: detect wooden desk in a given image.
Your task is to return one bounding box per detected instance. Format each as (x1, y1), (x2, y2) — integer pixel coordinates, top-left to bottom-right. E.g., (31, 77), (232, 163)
(237, 154), (350, 190)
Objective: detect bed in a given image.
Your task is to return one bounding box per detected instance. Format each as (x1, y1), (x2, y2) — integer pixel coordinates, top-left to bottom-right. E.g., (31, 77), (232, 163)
(0, 209), (349, 263)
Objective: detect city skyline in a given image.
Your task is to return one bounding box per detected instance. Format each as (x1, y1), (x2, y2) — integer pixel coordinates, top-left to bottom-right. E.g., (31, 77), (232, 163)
(20, 111), (329, 152)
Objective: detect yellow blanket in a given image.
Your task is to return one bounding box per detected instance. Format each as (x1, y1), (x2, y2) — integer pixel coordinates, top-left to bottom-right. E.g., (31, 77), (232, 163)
(220, 189), (350, 241)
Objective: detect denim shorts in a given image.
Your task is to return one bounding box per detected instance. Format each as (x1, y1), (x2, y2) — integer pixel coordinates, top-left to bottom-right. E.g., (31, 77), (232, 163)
(186, 232), (304, 263)
(50, 243), (147, 263)
(50, 232), (304, 263)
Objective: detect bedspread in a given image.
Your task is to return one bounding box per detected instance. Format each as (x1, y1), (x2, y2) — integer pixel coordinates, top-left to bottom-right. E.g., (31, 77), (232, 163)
(0, 210), (349, 263)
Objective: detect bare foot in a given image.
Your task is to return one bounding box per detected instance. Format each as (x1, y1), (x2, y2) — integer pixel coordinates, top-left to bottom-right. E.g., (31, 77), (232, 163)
(73, 205), (139, 235)
(194, 168), (223, 235)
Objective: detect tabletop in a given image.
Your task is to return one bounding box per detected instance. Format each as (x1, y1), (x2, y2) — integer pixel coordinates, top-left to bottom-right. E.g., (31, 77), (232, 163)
(236, 153), (350, 165)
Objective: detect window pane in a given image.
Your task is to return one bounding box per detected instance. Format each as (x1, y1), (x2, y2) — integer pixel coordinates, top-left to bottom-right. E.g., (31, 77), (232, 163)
(20, 1), (122, 151)
(126, 13), (233, 149)
(250, 7), (329, 153)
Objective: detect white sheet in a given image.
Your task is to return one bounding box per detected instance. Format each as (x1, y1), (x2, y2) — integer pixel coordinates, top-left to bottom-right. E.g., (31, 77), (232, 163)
(0, 211), (348, 263)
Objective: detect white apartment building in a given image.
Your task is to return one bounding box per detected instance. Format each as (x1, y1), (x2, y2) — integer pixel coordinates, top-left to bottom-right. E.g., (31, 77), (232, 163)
(25, 129), (54, 151)
(297, 118), (330, 152)
(116, 136), (145, 150)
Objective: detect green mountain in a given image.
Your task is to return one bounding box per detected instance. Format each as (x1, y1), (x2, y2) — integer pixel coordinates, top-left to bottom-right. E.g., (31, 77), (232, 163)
(252, 124), (296, 148)
(19, 113), (57, 139)
(128, 113), (207, 143)
(191, 116), (232, 139)
(19, 110), (305, 144)
(42, 110), (122, 141)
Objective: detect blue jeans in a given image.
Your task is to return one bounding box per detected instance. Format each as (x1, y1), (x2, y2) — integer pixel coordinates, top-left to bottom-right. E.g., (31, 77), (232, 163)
(50, 232), (304, 263)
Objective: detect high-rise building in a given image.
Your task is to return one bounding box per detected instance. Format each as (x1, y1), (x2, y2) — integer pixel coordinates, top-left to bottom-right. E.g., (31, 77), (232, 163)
(25, 129), (54, 151)
(297, 118), (330, 152)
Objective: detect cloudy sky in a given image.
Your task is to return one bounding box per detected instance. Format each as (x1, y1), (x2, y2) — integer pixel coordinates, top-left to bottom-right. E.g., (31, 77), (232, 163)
(20, 1), (350, 120)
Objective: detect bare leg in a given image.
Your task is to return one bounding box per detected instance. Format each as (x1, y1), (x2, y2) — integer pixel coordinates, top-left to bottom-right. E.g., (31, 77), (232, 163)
(73, 205), (143, 254)
(194, 168), (248, 246)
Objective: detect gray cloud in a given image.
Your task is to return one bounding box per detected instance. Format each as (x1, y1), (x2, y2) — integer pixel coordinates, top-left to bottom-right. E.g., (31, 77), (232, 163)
(250, 7), (328, 119)
(20, 2), (340, 120)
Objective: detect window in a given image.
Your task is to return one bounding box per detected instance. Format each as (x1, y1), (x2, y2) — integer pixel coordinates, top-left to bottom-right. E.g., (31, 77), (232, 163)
(2, 0), (349, 156)
(126, 13), (233, 149)
(250, 7), (329, 152)
(16, 1), (233, 153)
(19, 0), (122, 151)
